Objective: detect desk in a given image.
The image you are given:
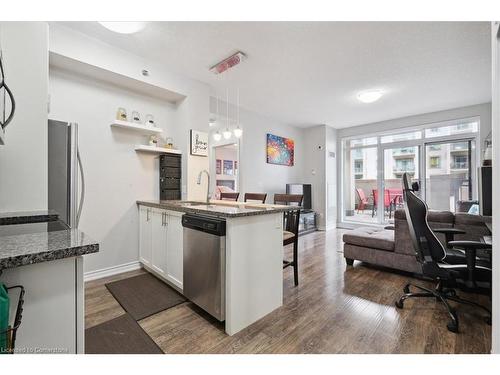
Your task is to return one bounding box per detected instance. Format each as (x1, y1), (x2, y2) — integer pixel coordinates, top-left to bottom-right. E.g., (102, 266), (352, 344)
(481, 235), (492, 246)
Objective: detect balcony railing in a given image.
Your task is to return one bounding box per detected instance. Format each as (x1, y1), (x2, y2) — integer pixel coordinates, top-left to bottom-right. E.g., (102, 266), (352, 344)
(393, 166), (415, 173)
(451, 162), (468, 169)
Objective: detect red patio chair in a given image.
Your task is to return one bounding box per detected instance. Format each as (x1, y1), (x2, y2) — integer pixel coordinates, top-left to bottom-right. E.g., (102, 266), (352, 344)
(355, 188), (369, 213)
(372, 189), (393, 218)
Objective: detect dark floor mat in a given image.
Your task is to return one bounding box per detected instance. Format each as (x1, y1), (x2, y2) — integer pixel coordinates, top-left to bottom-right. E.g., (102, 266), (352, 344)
(105, 273), (186, 320)
(85, 314), (163, 354)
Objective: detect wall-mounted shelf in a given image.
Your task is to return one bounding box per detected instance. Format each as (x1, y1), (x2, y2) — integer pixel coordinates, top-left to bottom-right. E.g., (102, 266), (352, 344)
(111, 120), (163, 135)
(135, 145), (182, 155)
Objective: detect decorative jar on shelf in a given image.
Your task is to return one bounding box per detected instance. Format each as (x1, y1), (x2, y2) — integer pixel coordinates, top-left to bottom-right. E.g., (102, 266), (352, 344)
(145, 114), (156, 127)
(149, 135), (158, 147)
(116, 107), (127, 121)
(131, 111), (142, 124)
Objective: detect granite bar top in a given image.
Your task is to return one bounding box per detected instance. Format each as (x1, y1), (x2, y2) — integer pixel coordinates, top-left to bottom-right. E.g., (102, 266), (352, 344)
(0, 221), (99, 271)
(137, 200), (299, 218)
(0, 210), (59, 226)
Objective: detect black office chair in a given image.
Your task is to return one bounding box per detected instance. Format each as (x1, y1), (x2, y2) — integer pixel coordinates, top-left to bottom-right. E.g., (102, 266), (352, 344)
(395, 173), (492, 333)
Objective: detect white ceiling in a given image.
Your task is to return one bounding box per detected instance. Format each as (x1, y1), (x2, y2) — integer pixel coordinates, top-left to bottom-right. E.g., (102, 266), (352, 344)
(58, 22), (491, 128)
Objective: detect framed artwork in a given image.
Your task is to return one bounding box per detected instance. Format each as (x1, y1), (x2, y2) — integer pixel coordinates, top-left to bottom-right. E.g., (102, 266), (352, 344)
(190, 129), (208, 156)
(216, 159), (222, 174)
(266, 133), (294, 166)
(223, 160), (234, 175)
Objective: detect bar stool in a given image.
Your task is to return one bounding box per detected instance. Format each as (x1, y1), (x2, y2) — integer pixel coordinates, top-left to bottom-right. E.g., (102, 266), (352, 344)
(244, 193), (267, 203)
(274, 194), (303, 286)
(220, 192), (240, 201)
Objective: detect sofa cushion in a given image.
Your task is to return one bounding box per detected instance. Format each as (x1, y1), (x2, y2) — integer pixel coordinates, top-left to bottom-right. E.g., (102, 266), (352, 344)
(343, 227), (394, 252)
(394, 208), (454, 224)
(454, 213), (491, 226)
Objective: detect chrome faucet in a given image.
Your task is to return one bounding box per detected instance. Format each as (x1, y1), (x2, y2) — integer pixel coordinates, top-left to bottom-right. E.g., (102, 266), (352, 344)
(197, 169), (211, 204)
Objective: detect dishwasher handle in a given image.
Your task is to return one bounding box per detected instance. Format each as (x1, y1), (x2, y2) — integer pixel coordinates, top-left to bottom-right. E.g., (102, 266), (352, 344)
(182, 214), (226, 236)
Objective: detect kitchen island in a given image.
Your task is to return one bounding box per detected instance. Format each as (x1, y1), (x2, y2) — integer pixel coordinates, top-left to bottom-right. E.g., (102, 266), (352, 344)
(137, 200), (296, 335)
(0, 212), (99, 353)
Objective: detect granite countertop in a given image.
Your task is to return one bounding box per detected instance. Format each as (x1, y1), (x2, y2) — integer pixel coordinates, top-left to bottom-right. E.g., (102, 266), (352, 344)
(0, 210), (59, 225)
(137, 200), (299, 218)
(0, 220), (99, 271)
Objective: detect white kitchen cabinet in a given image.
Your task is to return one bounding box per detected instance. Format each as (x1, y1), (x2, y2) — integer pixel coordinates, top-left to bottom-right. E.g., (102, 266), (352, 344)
(151, 209), (168, 277)
(166, 211), (183, 289)
(139, 206), (152, 267)
(138, 205), (184, 291)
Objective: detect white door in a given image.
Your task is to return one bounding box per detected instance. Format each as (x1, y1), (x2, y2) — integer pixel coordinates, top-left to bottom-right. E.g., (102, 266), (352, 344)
(151, 209), (168, 276)
(166, 211), (184, 289)
(139, 206), (152, 266)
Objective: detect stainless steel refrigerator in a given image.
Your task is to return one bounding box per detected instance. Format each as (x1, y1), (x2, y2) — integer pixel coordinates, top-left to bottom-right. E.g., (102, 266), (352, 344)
(48, 119), (85, 228)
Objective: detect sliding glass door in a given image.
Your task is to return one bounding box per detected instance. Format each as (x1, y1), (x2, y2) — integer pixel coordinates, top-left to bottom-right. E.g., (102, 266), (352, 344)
(341, 117), (479, 225)
(381, 145), (420, 223)
(424, 140), (475, 213)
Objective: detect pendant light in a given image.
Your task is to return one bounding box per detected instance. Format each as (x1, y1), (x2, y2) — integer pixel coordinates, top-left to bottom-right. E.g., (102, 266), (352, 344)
(233, 88), (243, 138)
(212, 94), (221, 141)
(223, 88), (232, 139)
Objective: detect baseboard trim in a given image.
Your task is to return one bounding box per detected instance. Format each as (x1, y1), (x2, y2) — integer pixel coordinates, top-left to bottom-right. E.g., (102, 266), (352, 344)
(84, 261), (142, 282)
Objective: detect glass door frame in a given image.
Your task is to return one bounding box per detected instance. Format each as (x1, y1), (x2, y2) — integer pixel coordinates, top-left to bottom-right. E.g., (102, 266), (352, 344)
(422, 136), (477, 208)
(378, 140), (423, 224)
(341, 119), (480, 227)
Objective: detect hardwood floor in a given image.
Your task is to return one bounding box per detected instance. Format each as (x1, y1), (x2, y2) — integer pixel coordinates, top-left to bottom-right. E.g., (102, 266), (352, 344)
(85, 229), (491, 354)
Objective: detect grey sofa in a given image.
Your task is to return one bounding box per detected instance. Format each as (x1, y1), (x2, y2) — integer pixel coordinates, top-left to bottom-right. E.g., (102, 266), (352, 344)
(343, 209), (491, 274)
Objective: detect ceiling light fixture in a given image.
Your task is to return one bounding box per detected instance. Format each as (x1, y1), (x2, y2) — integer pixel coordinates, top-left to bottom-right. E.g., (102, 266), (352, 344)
(213, 131), (222, 141)
(233, 88), (243, 138)
(357, 90), (384, 104)
(98, 22), (147, 34)
(210, 51), (246, 75)
(233, 126), (243, 138)
(223, 128), (232, 139)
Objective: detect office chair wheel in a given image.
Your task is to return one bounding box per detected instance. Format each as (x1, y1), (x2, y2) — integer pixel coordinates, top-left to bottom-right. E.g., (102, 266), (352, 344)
(447, 321), (459, 333)
(443, 288), (456, 297)
(395, 300), (404, 309)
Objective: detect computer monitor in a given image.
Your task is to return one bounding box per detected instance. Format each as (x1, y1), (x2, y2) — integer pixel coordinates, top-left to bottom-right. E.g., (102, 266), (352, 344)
(286, 184), (312, 211)
(479, 166), (492, 216)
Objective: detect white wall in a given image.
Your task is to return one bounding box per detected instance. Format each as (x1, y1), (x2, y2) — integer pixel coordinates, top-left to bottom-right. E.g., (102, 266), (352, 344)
(49, 24), (210, 202)
(301, 125), (338, 230)
(336, 103), (492, 225)
(49, 68), (179, 274)
(48, 24), (210, 274)
(209, 99), (305, 203)
(0, 22), (48, 212)
(326, 126), (338, 229)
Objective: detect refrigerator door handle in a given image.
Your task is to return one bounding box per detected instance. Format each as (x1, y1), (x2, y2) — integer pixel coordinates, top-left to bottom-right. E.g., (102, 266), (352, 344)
(76, 148), (85, 228)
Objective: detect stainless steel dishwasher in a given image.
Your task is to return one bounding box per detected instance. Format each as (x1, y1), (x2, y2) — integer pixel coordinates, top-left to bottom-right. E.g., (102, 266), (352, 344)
(182, 213), (226, 321)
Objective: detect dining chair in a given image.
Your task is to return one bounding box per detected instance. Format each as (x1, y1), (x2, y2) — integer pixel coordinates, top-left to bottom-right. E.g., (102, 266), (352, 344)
(274, 194), (304, 286)
(220, 192), (240, 201)
(244, 193), (267, 204)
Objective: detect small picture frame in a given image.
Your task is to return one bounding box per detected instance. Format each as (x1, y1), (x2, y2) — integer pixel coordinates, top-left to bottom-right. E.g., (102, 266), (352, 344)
(190, 130), (208, 157)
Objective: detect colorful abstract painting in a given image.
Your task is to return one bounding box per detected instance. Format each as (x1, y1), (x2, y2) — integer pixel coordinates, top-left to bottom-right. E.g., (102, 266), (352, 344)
(266, 133), (294, 166)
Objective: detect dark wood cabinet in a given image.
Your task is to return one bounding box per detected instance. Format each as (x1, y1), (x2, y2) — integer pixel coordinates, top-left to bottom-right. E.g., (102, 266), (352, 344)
(160, 154), (181, 200)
